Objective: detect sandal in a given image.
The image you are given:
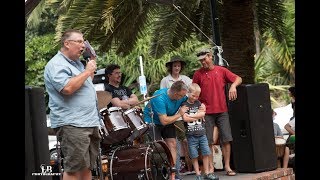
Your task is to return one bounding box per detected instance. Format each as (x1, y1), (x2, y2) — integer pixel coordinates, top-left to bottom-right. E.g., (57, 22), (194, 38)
(226, 170), (236, 176)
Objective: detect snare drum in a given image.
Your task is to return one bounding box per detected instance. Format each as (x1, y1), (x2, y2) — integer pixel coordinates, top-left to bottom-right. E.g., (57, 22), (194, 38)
(107, 140), (173, 180)
(275, 137), (286, 158)
(100, 107), (131, 144)
(123, 107), (149, 142)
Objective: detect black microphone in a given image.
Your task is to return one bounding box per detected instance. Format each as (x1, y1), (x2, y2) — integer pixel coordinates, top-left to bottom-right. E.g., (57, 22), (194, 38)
(82, 51), (97, 74)
(82, 51), (91, 61)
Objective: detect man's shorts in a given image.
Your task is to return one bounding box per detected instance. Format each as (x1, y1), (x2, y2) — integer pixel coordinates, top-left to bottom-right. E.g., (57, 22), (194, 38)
(56, 125), (101, 172)
(204, 112), (233, 145)
(146, 123), (176, 141)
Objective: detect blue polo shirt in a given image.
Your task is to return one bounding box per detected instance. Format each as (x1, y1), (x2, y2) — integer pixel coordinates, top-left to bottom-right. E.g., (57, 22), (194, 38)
(143, 88), (187, 125)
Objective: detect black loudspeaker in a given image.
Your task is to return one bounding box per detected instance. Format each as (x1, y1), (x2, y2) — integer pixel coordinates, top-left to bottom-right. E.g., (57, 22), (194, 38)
(229, 83), (277, 173)
(93, 68), (106, 84)
(25, 86), (51, 180)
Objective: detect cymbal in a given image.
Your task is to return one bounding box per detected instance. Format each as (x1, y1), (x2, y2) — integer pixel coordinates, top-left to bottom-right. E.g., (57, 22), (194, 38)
(96, 91), (112, 110)
(132, 94), (162, 106)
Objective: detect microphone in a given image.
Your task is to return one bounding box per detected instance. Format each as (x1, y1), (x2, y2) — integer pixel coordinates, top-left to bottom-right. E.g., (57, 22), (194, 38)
(82, 51), (91, 61)
(82, 51), (97, 74)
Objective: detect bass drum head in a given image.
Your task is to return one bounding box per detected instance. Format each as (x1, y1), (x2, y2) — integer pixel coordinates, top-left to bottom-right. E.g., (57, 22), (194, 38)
(106, 140), (174, 180)
(149, 140), (174, 180)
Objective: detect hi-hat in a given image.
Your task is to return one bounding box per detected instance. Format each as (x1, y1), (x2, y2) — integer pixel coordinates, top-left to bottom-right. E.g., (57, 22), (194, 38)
(96, 91), (112, 110)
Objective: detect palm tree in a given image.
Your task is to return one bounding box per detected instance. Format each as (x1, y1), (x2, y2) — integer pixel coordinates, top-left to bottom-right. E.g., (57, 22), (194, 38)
(26, 0), (290, 84)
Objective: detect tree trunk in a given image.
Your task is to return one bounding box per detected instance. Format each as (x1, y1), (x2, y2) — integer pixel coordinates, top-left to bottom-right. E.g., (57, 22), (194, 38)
(25, 0), (41, 17)
(220, 0), (256, 84)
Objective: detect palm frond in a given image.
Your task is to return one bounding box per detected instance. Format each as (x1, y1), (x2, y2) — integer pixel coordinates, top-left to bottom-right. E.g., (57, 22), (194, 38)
(150, 0), (207, 58)
(256, 0), (286, 42)
(26, 0), (46, 28)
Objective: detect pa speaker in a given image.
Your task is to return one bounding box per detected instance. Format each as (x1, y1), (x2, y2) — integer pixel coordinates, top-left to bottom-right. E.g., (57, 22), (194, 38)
(229, 83), (277, 173)
(25, 86), (51, 180)
(93, 68), (106, 84)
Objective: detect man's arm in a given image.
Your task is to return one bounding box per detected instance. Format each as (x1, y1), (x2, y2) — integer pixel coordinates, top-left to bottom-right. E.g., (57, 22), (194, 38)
(62, 70), (93, 95)
(61, 59), (96, 95)
(228, 76), (242, 101)
(128, 93), (139, 106)
(159, 105), (188, 125)
(284, 123), (295, 135)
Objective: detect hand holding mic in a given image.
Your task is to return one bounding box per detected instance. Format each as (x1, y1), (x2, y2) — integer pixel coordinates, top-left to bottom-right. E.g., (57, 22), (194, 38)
(83, 51), (92, 61)
(83, 51), (96, 73)
(82, 41), (97, 73)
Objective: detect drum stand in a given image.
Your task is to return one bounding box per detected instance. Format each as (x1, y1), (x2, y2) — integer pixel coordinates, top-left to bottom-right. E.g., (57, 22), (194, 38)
(55, 138), (63, 180)
(95, 118), (109, 180)
(95, 147), (104, 180)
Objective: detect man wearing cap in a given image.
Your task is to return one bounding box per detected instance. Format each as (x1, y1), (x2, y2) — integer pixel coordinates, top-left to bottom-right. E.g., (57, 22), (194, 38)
(193, 48), (242, 176)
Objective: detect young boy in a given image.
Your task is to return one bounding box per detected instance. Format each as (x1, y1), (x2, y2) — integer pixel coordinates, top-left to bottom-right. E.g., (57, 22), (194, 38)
(181, 83), (219, 180)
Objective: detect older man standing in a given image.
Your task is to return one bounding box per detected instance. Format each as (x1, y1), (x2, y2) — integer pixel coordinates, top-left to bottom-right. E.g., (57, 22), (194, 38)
(44, 29), (101, 180)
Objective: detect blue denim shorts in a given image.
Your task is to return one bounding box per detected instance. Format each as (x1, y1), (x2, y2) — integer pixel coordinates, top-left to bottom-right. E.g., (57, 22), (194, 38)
(186, 135), (211, 159)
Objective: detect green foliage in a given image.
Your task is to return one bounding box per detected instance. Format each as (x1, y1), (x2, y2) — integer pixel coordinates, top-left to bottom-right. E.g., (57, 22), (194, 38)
(96, 33), (209, 98)
(254, 0), (295, 108)
(25, 0), (295, 110)
(25, 33), (58, 87)
(26, 6), (58, 36)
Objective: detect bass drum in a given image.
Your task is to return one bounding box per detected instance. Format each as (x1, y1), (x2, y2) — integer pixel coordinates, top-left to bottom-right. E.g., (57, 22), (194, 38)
(107, 140), (174, 180)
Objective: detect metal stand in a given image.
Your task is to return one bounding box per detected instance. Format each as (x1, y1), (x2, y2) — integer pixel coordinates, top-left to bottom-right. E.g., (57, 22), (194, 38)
(55, 138), (63, 180)
(96, 147), (104, 180)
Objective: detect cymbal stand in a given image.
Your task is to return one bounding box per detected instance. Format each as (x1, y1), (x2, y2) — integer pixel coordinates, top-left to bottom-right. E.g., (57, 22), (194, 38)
(55, 138), (63, 180)
(147, 102), (156, 142)
(96, 147), (104, 180)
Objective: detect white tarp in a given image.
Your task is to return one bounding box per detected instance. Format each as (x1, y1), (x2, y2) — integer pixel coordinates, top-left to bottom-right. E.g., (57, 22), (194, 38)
(273, 103), (293, 135)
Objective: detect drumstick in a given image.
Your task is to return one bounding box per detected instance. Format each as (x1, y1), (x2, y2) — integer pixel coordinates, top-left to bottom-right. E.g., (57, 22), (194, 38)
(174, 124), (185, 133)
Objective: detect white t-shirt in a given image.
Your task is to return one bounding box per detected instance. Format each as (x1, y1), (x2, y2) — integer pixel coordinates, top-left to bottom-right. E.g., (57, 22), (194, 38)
(160, 74), (192, 88)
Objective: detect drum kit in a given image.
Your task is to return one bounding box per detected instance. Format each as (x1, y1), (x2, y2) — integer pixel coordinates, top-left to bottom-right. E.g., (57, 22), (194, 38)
(274, 137), (286, 168)
(93, 91), (174, 180)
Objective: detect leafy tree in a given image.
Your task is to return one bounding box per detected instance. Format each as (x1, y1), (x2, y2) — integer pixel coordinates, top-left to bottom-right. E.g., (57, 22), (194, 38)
(26, 0), (288, 84)
(25, 34), (59, 87)
(254, 0), (295, 107)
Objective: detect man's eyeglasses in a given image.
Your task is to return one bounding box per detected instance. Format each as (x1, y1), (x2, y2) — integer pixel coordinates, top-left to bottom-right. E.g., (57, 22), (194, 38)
(67, 39), (85, 44)
(196, 51), (209, 57)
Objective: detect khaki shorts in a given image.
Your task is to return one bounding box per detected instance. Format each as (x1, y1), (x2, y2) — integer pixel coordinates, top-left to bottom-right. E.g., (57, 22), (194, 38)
(56, 125), (101, 172)
(175, 120), (186, 141)
(204, 112), (233, 144)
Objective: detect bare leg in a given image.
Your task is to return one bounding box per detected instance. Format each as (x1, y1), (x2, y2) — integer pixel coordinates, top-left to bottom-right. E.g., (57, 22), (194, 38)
(182, 139), (193, 172)
(192, 158), (201, 176)
(213, 126), (219, 145)
(165, 138), (177, 180)
(282, 147), (290, 168)
(80, 168), (92, 180)
(222, 142), (234, 172)
(208, 126), (218, 173)
(208, 144), (215, 173)
(63, 172), (80, 180)
(202, 155), (211, 175)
